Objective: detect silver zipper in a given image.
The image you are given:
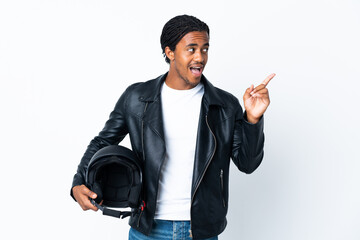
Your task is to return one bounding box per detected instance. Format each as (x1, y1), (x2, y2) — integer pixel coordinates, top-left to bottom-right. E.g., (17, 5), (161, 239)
(141, 102), (149, 161)
(190, 114), (217, 237)
(138, 102), (148, 227)
(220, 169), (225, 208)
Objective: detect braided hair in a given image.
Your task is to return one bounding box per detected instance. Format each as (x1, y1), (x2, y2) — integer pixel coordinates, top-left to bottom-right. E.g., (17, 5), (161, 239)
(160, 15), (210, 63)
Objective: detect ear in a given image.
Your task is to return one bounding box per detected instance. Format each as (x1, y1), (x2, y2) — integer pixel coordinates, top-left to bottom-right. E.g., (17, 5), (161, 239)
(165, 46), (174, 62)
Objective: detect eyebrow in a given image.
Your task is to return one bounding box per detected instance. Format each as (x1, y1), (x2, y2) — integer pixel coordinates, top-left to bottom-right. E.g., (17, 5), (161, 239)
(186, 43), (210, 47)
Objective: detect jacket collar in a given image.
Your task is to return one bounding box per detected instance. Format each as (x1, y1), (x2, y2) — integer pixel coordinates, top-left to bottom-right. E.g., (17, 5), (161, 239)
(140, 72), (225, 107)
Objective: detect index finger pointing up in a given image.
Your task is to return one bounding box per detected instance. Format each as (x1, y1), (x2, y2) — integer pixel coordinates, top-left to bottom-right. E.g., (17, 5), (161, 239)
(261, 73), (276, 86)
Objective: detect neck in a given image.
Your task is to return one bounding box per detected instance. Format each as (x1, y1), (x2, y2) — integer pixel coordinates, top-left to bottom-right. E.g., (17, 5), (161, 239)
(165, 67), (198, 90)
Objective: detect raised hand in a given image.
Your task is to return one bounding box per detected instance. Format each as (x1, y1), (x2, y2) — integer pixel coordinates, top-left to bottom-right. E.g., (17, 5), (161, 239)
(243, 73), (275, 124)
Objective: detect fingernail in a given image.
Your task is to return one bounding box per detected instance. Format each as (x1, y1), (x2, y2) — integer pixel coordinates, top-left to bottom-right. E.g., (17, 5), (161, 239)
(92, 194), (97, 198)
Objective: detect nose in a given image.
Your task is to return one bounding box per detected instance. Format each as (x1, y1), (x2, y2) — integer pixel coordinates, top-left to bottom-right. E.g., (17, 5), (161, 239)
(194, 49), (204, 63)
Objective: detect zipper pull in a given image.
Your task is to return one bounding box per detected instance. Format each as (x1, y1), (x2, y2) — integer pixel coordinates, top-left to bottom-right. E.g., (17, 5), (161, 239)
(137, 201), (146, 227)
(220, 169), (224, 187)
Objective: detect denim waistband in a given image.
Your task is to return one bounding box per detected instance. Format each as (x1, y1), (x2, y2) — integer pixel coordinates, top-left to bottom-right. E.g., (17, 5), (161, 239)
(129, 220), (218, 240)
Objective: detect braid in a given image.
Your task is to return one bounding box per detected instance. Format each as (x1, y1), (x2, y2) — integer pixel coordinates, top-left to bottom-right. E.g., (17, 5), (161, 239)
(160, 15), (210, 63)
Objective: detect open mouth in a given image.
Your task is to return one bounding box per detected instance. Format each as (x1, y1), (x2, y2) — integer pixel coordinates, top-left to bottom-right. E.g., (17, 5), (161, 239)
(189, 66), (203, 77)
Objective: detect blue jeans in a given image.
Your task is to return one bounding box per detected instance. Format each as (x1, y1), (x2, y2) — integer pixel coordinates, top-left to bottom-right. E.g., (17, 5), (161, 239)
(128, 219), (218, 240)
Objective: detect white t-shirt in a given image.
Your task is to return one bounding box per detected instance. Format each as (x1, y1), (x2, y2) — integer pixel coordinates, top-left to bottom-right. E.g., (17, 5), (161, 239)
(154, 81), (204, 220)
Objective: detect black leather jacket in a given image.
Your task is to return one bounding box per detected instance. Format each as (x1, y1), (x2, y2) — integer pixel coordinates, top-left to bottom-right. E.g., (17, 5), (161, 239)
(71, 73), (264, 239)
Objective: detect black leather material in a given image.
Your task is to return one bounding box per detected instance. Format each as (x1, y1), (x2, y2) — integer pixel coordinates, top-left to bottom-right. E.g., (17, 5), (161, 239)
(71, 73), (265, 239)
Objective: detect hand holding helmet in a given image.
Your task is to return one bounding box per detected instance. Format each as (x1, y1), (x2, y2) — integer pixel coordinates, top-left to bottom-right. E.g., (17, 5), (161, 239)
(72, 184), (100, 211)
(73, 145), (144, 219)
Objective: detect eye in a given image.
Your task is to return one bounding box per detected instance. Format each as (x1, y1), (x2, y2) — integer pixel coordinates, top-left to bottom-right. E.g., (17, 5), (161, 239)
(188, 48), (194, 52)
(203, 48), (209, 53)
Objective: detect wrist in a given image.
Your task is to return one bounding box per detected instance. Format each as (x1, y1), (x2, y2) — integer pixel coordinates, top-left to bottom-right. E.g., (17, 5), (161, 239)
(245, 112), (260, 124)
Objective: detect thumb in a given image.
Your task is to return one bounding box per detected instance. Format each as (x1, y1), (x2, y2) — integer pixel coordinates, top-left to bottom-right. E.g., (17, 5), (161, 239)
(243, 84), (254, 99)
(249, 84), (254, 93)
(83, 186), (97, 199)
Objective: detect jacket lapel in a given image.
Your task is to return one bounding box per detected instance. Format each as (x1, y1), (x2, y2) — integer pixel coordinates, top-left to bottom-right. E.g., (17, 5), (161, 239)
(191, 99), (214, 194)
(139, 73), (167, 141)
(142, 98), (165, 141)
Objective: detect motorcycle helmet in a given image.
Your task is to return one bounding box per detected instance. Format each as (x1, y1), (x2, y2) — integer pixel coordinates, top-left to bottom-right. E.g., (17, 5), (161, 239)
(85, 145), (144, 218)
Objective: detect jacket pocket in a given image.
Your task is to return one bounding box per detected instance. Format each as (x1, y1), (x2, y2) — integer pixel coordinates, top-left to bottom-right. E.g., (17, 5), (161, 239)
(220, 169), (226, 208)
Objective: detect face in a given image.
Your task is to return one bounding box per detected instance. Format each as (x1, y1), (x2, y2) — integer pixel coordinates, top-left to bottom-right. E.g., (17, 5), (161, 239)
(166, 31), (209, 89)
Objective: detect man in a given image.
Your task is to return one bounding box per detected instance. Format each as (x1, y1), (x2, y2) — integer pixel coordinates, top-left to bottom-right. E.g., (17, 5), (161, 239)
(71, 15), (275, 240)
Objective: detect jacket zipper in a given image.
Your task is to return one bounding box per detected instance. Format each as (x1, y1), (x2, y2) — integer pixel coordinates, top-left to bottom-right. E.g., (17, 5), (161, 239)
(190, 114), (217, 238)
(220, 169), (226, 208)
(141, 102), (149, 161)
(138, 102), (149, 227)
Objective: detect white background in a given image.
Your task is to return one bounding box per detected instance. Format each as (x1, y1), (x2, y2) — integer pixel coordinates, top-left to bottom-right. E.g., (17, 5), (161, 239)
(1, 0), (359, 239)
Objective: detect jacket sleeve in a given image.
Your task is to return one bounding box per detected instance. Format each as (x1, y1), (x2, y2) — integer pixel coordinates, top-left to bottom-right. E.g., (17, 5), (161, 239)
(231, 100), (265, 174)
(70, 85), (132, 200)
